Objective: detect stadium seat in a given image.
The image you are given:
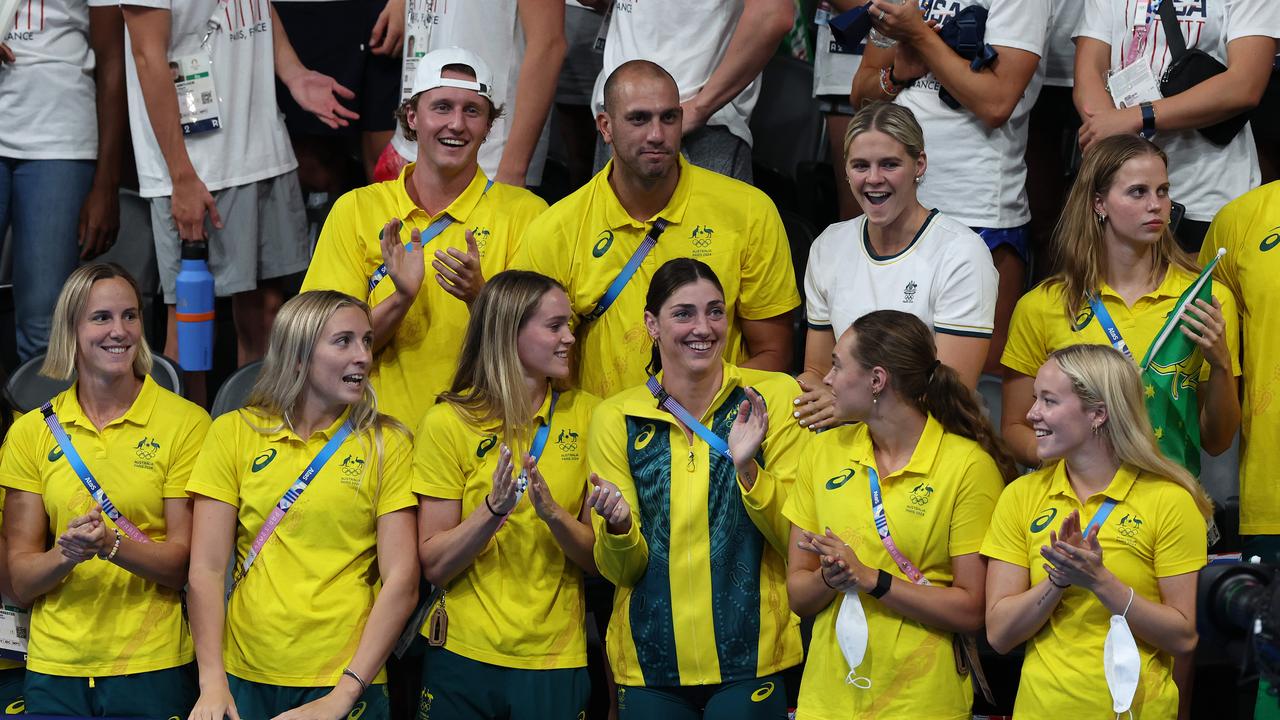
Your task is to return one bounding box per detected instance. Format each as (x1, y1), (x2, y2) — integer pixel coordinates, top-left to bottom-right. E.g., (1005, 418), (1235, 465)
(4, 353), (184, 413)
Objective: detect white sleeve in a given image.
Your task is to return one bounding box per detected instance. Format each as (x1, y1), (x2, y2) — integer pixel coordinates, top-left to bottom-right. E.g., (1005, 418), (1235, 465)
(985, 0), (1051, 56)
(117, 0), (171, 7)
(1074, 0), (1114, 44)
(1224, 0), (1280, 42)
(932, 231), (998, 337)
(803, 227), (835, 329)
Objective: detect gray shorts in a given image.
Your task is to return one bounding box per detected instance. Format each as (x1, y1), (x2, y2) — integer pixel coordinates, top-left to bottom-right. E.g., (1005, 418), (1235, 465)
(555, 4), (605, 105)
(150, 170), (309, 304)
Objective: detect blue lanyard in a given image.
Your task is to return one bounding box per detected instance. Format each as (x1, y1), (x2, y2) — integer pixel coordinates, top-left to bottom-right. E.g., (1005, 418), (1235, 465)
(1088, 295), (1135, 362)
(367, 179), (494, 292)
(528, 390), (560, 461)
(582, 218), (669, 323)
(645, 376), (734, 462)
(232, 418), (355, 596)
(40, 403), (151, 543)
(1083, 497), (1119, 538)
(868, 467), (928, 584)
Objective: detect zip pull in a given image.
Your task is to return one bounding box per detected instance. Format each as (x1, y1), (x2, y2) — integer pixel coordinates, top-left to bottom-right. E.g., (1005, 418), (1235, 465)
(687, 448), (695, 471)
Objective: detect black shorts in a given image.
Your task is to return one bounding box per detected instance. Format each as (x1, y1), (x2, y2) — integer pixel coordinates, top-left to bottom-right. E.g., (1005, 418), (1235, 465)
(273, 0), (402, 135)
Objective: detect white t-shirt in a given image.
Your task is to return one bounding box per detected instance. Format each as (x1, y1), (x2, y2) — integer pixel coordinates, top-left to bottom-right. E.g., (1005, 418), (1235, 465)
(1076, 0), (1275, 221)
(392, 0), (548, 185)
(804, 210), (998, 338)
(0, 0), (101, 159)
(1044, 0), (1083, 86)
(591, 0), (759, 147)
(896, 0), (1050, 229)
(120, 0), (297, 198)
(813, 19), (863, 98)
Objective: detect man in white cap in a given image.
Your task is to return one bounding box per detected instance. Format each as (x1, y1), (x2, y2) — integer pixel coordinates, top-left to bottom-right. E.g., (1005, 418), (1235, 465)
(303, 46), (548, 427)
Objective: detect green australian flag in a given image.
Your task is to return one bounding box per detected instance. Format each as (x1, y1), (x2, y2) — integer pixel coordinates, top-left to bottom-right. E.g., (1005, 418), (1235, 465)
(1137, 248), (1226, 476)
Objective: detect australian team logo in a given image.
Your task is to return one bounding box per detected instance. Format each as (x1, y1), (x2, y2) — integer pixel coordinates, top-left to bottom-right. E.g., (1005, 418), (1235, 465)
(557, 428), (579, 453)
(340, 455), (366, 477)
(826, 467), (856, 490)
(134, 436), (162, 470)
(470, 226), (491, 256)
(476, 434), (498, 458)
(1030, 507), (1058, 533)
(135, 437), (161, 460)
(1117, 513), (1144, 540)
(903, 281), (918, 304)
(593, 230), (614, 258)
(690, 225), (714, 257)
(905, 482), (934, 516)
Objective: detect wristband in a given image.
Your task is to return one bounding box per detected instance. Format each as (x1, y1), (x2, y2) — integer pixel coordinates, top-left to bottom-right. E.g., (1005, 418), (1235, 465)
(868, 569), (893, 599)
(878, 67), (902, 96)
(821, 567), (838, 590)
(1139, 101), (1156, 140)
(484, 494), (507, 517)
(342, 667), (369, 694)
(1049, 577), (1071, 589)
(888, 64), (919, 89)
(99, 528), (122, 562)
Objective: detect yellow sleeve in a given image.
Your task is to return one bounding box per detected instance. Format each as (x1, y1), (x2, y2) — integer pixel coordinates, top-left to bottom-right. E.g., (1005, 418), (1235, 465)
(781, 443), (819, 534)
(185, 413), (245, 508)
(375, 426), (417, 516)
(412, 406), (469, 501)
(738, 196), (801, 320)
(980, 476), (1030, 568)
(509, 213), (563, 277)
(948, 446), (1004, 557)
(742, 380), (808, 554)
(587, 402), (649, 587)
(301, 193), (373, 299)
(0, 411), (46, 495)
(1200, 204), (1243, 308)
(1209, 278), (1242, 379)
(1001, 285), (1054, 377)
(1153, 483), (1208, 578)
(164, 405), (212, 499)
(503, 192), (549, 264)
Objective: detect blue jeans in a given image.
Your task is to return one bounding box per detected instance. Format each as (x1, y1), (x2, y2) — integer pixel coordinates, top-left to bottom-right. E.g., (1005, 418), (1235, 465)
(0, 158), (95, 361)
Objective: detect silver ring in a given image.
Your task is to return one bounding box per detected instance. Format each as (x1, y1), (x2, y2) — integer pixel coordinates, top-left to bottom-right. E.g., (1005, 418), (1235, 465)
(878, 9), (886, 20)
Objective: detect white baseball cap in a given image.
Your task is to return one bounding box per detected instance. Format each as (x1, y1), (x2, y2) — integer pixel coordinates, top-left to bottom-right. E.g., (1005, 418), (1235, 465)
(410, 47), (495, 102)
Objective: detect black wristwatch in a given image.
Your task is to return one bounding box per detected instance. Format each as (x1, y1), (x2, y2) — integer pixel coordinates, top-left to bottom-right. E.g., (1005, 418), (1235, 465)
(1139, 101), (1157, 140)
(888, 64), (920, 89)
(868, 569), (893, 599)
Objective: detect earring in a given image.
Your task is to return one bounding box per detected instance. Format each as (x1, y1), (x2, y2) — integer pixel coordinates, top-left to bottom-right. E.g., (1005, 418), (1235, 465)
(914, 174), (923, 184)
(1096, 211), (1107, 224)
(871, 388), (880, 406)
(1091, 423), (1102, 436)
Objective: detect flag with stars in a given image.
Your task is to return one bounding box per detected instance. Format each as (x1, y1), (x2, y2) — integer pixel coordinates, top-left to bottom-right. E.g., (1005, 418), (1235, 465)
(1138, 249), (1226, 476)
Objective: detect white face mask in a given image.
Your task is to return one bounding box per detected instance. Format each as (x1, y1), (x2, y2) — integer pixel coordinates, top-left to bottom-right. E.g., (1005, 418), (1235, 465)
(835, 590), (872, 689)
(1104, 588), (1140, 719)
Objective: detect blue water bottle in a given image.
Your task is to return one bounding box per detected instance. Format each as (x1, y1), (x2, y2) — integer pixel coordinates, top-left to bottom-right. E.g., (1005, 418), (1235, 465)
(175, 241), (215, 371)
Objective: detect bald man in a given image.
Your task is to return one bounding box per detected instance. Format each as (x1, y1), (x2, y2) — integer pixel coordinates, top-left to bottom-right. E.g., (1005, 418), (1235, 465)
(513, 60), (800, 399)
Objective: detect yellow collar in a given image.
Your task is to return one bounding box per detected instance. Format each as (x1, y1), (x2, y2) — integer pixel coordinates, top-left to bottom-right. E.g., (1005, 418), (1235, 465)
(596, 155), (694, 231)
(393, 163), (492, 224)
(56, 375), (158, 431)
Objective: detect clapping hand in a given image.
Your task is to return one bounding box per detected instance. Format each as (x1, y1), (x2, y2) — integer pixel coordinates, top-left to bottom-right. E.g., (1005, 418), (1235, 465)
(587, 473), (632, 535)
(727, 388), (768, 488)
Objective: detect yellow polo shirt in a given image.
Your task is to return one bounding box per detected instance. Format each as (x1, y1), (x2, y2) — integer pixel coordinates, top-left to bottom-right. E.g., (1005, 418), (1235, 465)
(0, 377), (208, 676)
(302, 165), (547, 427)
(589, 362), (806, 687)
(1002, 267), (1241, 383)
(186, 409), (416, 686)
(782, 416), (1003, 720)
(0, 446), (24, 673)
(513, 158), (801, 398)
(981, 461), (1207, 718)
(1200, 182), (1280, 533)
(413, 388), (599, 669)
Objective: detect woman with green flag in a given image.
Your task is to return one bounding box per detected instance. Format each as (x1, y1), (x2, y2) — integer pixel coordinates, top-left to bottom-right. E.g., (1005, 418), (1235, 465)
(999, 134), (1240, 475)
